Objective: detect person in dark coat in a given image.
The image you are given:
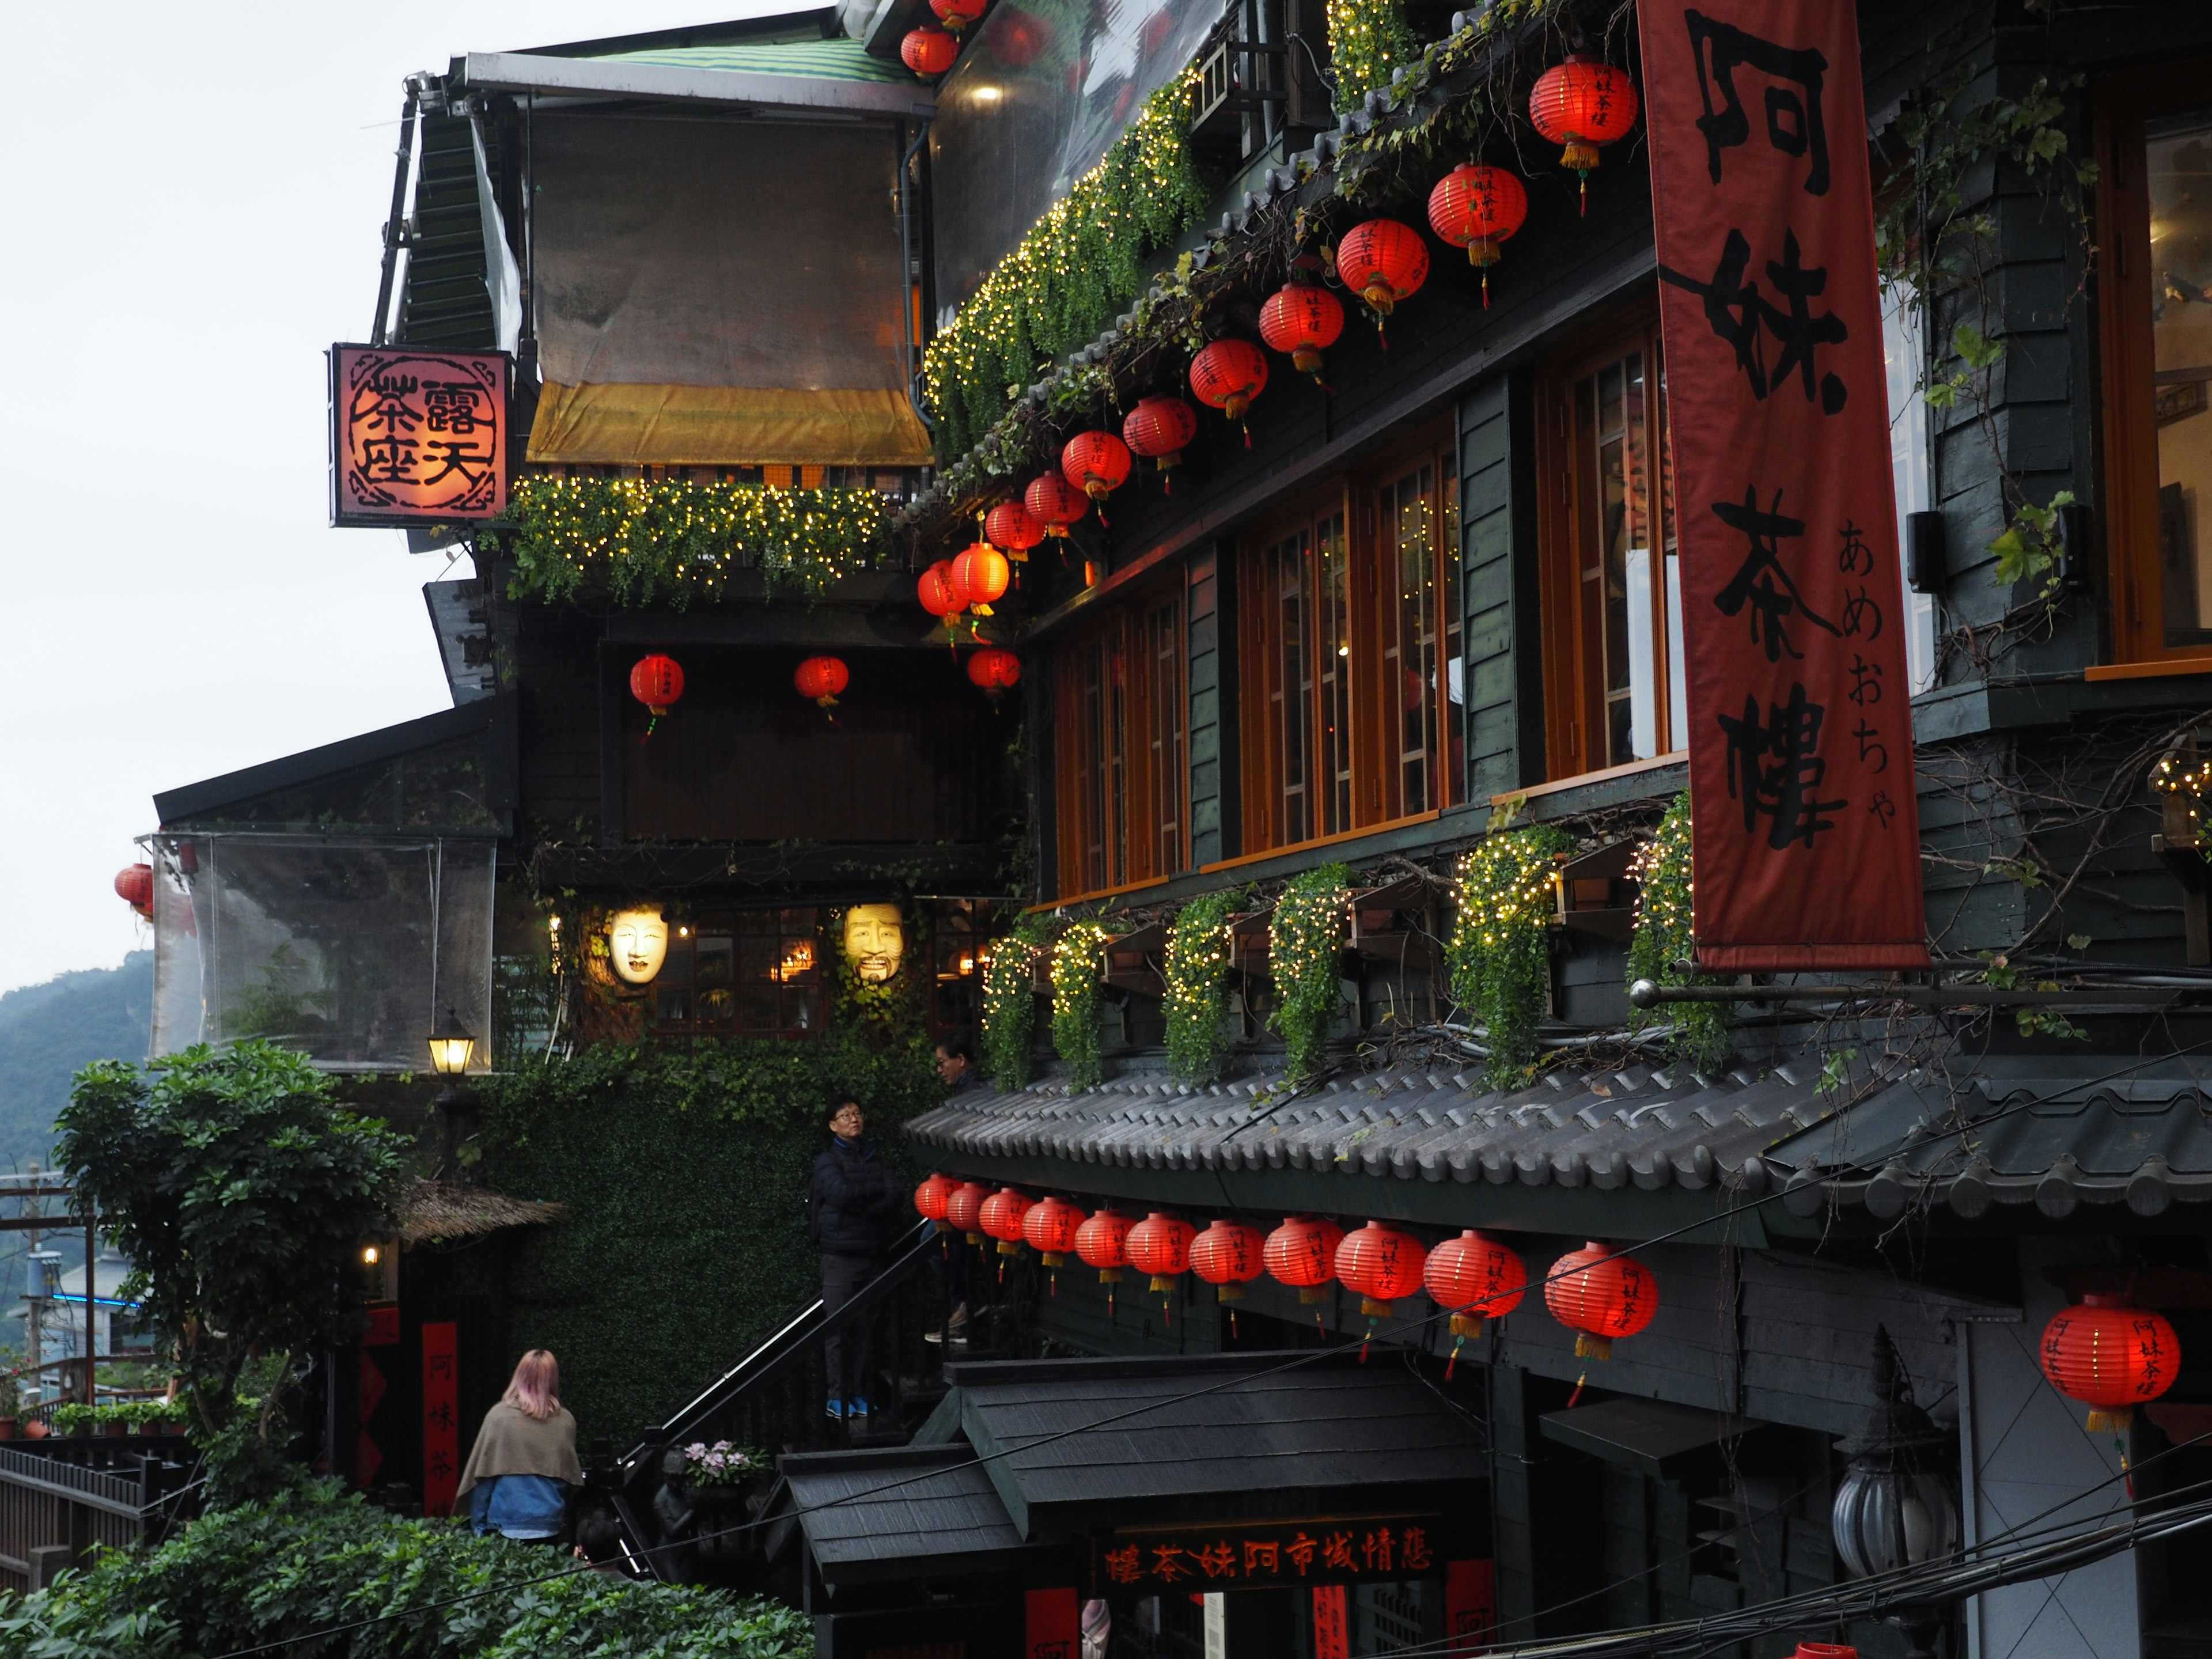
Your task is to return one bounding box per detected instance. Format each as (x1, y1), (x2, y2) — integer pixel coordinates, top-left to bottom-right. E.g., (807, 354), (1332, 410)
(809, 1097), (905, 1420)
(925, 1031), (982, 1348)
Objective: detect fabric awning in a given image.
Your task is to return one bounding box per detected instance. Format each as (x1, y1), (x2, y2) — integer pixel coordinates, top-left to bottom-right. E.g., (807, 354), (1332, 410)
(527, 382), (931, 467)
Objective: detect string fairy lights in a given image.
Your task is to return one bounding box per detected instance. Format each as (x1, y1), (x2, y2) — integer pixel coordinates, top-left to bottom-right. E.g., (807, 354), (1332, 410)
(1164, 888), (1245, 1083)
(1269, 864), (1354, 1080)
(1051, 921), (1113, 1090)
(1325, 0), (1420, 111)
(980, 914), (1054, 1089)
(1625, 790), (1730, 1073)
(1448, 823), (1570, 1086)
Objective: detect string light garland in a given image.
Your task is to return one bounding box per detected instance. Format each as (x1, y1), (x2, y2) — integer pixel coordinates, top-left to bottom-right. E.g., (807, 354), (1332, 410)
(1448, 824), (1570, 1087)
(1626, 790), (1732, 1073)
(1327, 0), (1420, 111)
(1270, 863), (1353, 1080)
(491, 477), (887, 608)
(2153, 745), (2210, 846)
(1164, 888), (1245, 1082)
(980, 914), (1053, 1089)
(1051, 920), (1112, 1090)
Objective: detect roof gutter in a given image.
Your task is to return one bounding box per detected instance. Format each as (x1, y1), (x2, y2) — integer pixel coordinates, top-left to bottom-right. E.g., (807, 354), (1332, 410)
(460, 50), (935, 119)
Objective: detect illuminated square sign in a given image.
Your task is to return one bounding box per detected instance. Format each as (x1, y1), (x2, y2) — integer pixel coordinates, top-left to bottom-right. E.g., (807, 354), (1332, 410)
(328, 343), (510, 527)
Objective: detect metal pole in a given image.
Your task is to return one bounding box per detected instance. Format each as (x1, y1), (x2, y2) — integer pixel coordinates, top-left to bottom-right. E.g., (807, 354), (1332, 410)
(370, 85), (422, 344)
(25, 1168), (40, 1406)
(83, 1214), (95, 1408)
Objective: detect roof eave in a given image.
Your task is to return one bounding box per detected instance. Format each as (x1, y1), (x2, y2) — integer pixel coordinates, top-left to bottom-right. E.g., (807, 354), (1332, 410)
(459, 50), (934, 118)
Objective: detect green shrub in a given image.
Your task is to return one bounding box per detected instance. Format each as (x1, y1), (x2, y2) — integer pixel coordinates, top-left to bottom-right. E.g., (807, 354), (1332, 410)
(1270, 866), (1353, 1081)
(0, 1481), (812, 1659)
(1449, 824), (1572, 1088)
(1164, 890), (1244, 1084)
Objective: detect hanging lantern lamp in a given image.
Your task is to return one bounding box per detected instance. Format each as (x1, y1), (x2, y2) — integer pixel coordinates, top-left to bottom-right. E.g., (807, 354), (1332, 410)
(1190, 1218), (1266, 1337)
(1189, 340), (1269, 446)
(901, 26), (960, 78)
(1424, 1230), (1528, 1377)
(1258, 282), (1346, 388)
(1121, 396), (1199, 489)
(968, 646), (1022, 695)
(628, 653), (685, 739)
(930, 0), (986, 32)
(1336, 1221), (1427, 1360)
(914, 1172), (957, 1229)
(1024, 472), (1088, 537)
(1075, 1205), (1135, 1316)
(1529, 54), (1640, 213)
(979, 1187), (1035, 1281)
(1060, 431), (1133, 526)
(1126, 1211), (1198, 1320)
(1022, 1195), (1088, 1294)
(951, 540), (1012, 613)
(793, 655), (849, 715)
(1545, 1241), (1657, 1362)
(2040, 1293), (2180, 1432)
(1427, 164), (1529, 305)
(1264, 1215), (1346, 1328)
(114, 863), (154, 918)
(945, 1179), (991, 1245)
(1333, 220), (1429, 344)
(985, 498), (1045, 561)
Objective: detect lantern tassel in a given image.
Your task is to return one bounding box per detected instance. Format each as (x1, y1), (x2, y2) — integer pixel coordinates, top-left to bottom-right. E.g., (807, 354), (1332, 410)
(1229, 1309), (1238, 1340)
(1446, 1335), (1463, 1381)
(1567, 1371), (1588, 1410)
(1579, 174), (1589, 215)
(1359, 1319), (1374, 1363)
(1482, 270), (1491, 308)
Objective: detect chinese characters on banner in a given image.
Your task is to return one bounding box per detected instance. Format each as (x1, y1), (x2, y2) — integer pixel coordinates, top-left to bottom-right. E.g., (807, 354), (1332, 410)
(1313, 1588), (1349, 1659)
(421, 1322), (460, 1517)
(1092, 1517), (1464, 1594)
(1025, 1586), (1079, 1659)
(1444, 1558), (1499, 1656)
(1638, 0), (1929, 969)
(328, 345), (509, 527)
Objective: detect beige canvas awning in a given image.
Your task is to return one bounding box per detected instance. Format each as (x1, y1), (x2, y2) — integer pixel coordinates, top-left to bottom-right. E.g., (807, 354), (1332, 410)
(527, 382), (931, 467)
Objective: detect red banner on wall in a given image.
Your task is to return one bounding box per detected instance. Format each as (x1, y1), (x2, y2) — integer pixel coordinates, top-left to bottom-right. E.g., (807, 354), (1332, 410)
(1638, 0), (1927, 970)
(1024, 1588), (1079, 1659)
(422, 1321), (460, 1517)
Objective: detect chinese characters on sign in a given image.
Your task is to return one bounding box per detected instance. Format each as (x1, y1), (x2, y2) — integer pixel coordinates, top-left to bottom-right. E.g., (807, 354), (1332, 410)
(1093, 1518), (1455, 1594)
(329, 345), (509, 527)
(1639, 0), (1928, 970)
(421, 1321), (460, 1517)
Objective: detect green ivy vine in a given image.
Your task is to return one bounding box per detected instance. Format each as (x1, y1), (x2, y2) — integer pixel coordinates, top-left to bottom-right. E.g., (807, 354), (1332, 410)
(981, 913), (1054, 1090)
(1270, 864), (1353, 1080)
(1327, 0), (1419, 111)
(1449, 823), (1570, 1087)
(1164, 887), (1247, 1082)
(1051, 920), (1112, 1090)
(1624, 791), (1730, 1074)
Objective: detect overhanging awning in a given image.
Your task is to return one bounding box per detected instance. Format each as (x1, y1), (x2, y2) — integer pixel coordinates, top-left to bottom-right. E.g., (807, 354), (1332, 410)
(777, 1444), (1031, 1584)
(461, 40), (934, 118)
(527, 382), (931, 467)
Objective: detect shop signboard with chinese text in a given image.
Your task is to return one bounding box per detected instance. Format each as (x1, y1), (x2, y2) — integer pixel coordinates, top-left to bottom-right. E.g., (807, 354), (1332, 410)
(1639, 0), (1929, 969)
(1090, 1514), (1472, 1594)
(328, 344), (510, 528)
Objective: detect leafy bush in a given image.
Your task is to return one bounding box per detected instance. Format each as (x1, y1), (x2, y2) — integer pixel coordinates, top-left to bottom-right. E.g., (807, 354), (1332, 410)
(1164, 890), (1244, 1083)
(1270, 866), (1353, 1080)
(1626, 792), (1732, 1074)
(1449, 824), (1571, 1087)
(1049, 923), (1111, 1091)
(0, 1482), (812, 1659)
(979, 914), (1053, 1090)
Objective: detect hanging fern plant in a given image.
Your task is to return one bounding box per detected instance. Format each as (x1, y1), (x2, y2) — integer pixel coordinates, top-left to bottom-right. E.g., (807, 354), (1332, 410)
(1270, 865), (1353, 1081)
(1164, 888), (1247, 1082)
(980, 914), (1054, 1090)
(1449, 824), (1571, 1088)
(1627, 791), (1733, 1074)
(1051, 921), (1112, 1091)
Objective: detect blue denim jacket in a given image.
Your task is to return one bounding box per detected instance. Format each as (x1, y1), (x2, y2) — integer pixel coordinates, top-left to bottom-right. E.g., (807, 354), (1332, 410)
(469, 1473), (567, 1539)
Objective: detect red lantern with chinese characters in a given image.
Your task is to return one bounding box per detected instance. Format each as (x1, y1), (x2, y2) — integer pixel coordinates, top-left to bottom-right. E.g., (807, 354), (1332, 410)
(1425, 1229), (1528, 1376)
(1336, 1221), (1427, 1316)
(1122, 396), (1199, 488)
(794, 656), (849, 711)
(918, 559), (964, 619)
(114, 863), (154, 918)
(1529, 54), (1639, 211)
(1427, 164), (1529, 305)
(1023, 1195), (1088, 1293)
(1060, 431), (1132, 524)
(930, 0), (984, 32)
(1259, 282), (1345, 386)
(1334, 219), (1429, 342)
(1025, 472), (1088, 537)
(986, 498), (1045, 560)
(914, 1171), (957, 1226)
(902, 26), (960, 78)
(1190, 1218), (1266, 1302)
(980, 1186), (1035, 1268)
(1126, 1211), (1198, 1301)
(1075, 1205), (1134, 1282)
(628, 654), (684, 716)
(1544, 1241), (1657, 1361)
(2039, 1293), (2181, 1431)
(945, 1179), (991, 1243)
(951, 541), (1011, 612)
(1189, 340), (1269, 445)
(1264, 1215), (1344, 1305)
(968, 647), (1022, 695)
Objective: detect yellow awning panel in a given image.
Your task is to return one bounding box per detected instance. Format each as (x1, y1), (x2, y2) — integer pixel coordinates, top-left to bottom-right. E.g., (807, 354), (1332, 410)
(527, 383), (933, 468)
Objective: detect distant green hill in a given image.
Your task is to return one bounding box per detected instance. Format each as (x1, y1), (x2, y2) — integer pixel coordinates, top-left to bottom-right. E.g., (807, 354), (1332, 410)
(0, 953), (152, 1173)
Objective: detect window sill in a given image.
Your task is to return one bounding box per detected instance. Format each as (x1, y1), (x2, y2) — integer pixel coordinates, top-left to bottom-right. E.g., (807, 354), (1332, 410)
(1493, 751), (1688, 806)
(1029, 874), (1176, 912)
(1198, 810), (1444, 876)
(2083, 654), (2212, 683)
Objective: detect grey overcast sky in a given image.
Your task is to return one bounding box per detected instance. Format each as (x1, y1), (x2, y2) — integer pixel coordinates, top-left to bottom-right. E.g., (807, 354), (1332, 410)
(0, 2), (799, 998)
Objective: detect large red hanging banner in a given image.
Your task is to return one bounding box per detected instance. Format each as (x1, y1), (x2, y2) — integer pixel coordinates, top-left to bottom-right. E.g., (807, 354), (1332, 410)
(1638, 0), (1928, 969)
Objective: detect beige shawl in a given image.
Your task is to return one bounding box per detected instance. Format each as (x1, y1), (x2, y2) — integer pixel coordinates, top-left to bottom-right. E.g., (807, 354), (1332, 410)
(453, 1400), (584, 1502)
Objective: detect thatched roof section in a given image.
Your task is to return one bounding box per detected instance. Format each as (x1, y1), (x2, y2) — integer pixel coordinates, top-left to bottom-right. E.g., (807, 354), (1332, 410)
(399, 1180), (566, 1244)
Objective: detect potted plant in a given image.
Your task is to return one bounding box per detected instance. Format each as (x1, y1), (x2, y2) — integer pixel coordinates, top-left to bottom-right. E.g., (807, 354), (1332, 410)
(135, 1399), (187, 1437)
(99, 1404), (130, 1437)
(52, 1404), (94, 1439)
(0, 1368), (21, 1440)
(680, 1441), (772, 1565)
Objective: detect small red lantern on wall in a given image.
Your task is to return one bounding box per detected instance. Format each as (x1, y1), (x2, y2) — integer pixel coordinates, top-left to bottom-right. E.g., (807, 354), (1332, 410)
(1544, 1241), (1657, 1361)
(1022, 1195), (1087, 1292)
(1122, 396), (1199, 488)
(901, 26), (960, 78)
(794, 655), (849, 712)
(1529, 54), (1639, 212)
(1259, 282), (1346, 387)
(1333, 219), (1429, 343)
(1060, 431), (1132, 524)
(629, 653), (684, 738)
(986, 499), (1045, 560)
(945, 1179), (991, 1243)
(951, 541), (1012, 612)
(2040, 1293), (2181, 1431)
(1126, 1211), (1198, 1317)
(1425, 1230), (1528, 1376)
(115, 863), (154, 919)
(914, 1172), (957, 1228)
(968, 646), (1022, 695)
(1189, 340), (1269, 445)
(1024, 472), (1088, 537)
(1075, 1205), (1135, 1313)
(1427, 164), (1529, 305)
(930, 0), (985, 32)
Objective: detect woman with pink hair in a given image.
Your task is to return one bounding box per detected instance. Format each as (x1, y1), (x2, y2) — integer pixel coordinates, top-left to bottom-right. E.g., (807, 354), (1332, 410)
(454, 1349), (584, 1541)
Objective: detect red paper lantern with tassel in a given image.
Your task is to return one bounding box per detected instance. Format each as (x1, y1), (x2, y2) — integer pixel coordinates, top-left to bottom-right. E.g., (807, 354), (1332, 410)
(1263, 1215), (1344, 1304)
(1022, 1195), (1087, 1294)
(1337, 1221), (1427, 1361)
(1424, 1230), (1527, 1377)
(1544, 1241), (1657, 1361)
(980, 1187), (1034, 1281)
(950, 541), (1011, 612)
(1024, 472), (1088, 536)
(945, 1179), (990, 1243)
(1075, 1206), (1134, 1315)
(1126, 1212), (1197, 1319)
(967, 647), (1021, 694)
(114, 863), (154, 918)
(1427, 164), (1529, 305)
(793, 656), (849, 711)
(1334, 219), (1429, 343)
(1191, 1217), (1266, 1337)
(914, 1172), (956, 1225)
(628, 654), (684, 716)
(901, 26), (960, 78)
(930, 0), (985, 32)
(1060, 431), (1132, 524)
(1258, 283), (1345, 386)
(1189, 340), (1269, 445)
(1529, 54), (1639, 212)
(2039, 1293), (2180, 1430)
(1122, 396), (1199, 487)
(986, 499), (1045, 560)
(918, 560), (963, 619)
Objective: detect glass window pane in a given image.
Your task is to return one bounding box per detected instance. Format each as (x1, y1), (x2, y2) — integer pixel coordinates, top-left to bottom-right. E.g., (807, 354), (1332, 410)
(1316, 514), (1351, 835)
(2149, 106), (2212, 646)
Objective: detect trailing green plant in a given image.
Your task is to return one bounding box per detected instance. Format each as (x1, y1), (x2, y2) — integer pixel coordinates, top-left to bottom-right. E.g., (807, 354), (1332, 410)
(1164, 888), (1247, 1082)
(1327, 0), (1419, 110)
(0, 1480), (812, 1659)
(49, 1404), (95, 1436)
(58, 1042), (411, 1503)
(1449, 821), (1570, 1087)
(1624, 792), (1731, 1074)
(487, 476), (889, 609)
(981, 913), (1055, 1089)
(1270, 865), (1353, 1080)
(1050, 921), (1112, 1090)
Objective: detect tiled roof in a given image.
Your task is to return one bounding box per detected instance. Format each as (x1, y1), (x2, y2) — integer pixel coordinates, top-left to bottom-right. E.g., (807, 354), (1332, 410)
(777, 1444), (1026, 1582)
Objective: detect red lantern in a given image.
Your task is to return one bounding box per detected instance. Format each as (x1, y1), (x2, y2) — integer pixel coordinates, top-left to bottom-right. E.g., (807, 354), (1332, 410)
(1259, 283), (1346, 387)
(1529, 54), (1639, 211)
(1122, 396), (1199, 488)
(951, 541), (1011, 612)
(2040, 1293), (2181, 1431)
(1190, 1218), (1266, 1300)
(793, 656), (849, 711)
(980, 1186), (1034, 1272)
(1060, 431), (1132, 524)
(1189, 340), (1269, 445)
(1334, 219), (1429, 343)
(930, 0), (984, 32)
(945, 1179), (991, 1243)
(628, 653), (684, 716)
(1263, 1215), (1344, 1305)
(992, 5), (1051, 67)
(914, 1172), (957, 1225)
(1425, 1230), (1528, 1376)
(1427, 164), (1529, 305)
(1336, 1221), (1427, 1315)
(1075, 1206), (1134, 1282)
(1024, 472), (1088, 537)
(968, 647), (1022, 694)
(1023, 1195), (1086, 1293)
(1126, 1211), (1198, 1307)
(114, 863), (154, 918)
(986, 499), (1045, 560)
(918, 559), (964, 619)
(1544, 1241), (1657, 1361)
(901, 26), (960, 78)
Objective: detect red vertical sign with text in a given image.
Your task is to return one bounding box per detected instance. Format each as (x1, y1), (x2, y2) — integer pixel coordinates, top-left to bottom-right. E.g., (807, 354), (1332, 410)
(1313, 1586), (1349, 1659)
(1025, 1588), (1080, 1659)
(421, 1322), (459, 1517)
(1444, 1559), (1498, 1654)
(1639, 0), (1928, 969)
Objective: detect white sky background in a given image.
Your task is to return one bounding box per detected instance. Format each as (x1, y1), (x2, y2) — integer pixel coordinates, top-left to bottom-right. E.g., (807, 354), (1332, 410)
(0, 2), (802, 997)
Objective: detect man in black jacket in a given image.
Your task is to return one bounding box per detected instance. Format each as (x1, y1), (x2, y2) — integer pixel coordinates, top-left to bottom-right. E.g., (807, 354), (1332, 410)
(809, 1097), (905, 1421)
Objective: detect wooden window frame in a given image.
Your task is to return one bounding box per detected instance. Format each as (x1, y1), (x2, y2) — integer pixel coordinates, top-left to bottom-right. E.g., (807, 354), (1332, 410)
(1050, 582), (1187, 901)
